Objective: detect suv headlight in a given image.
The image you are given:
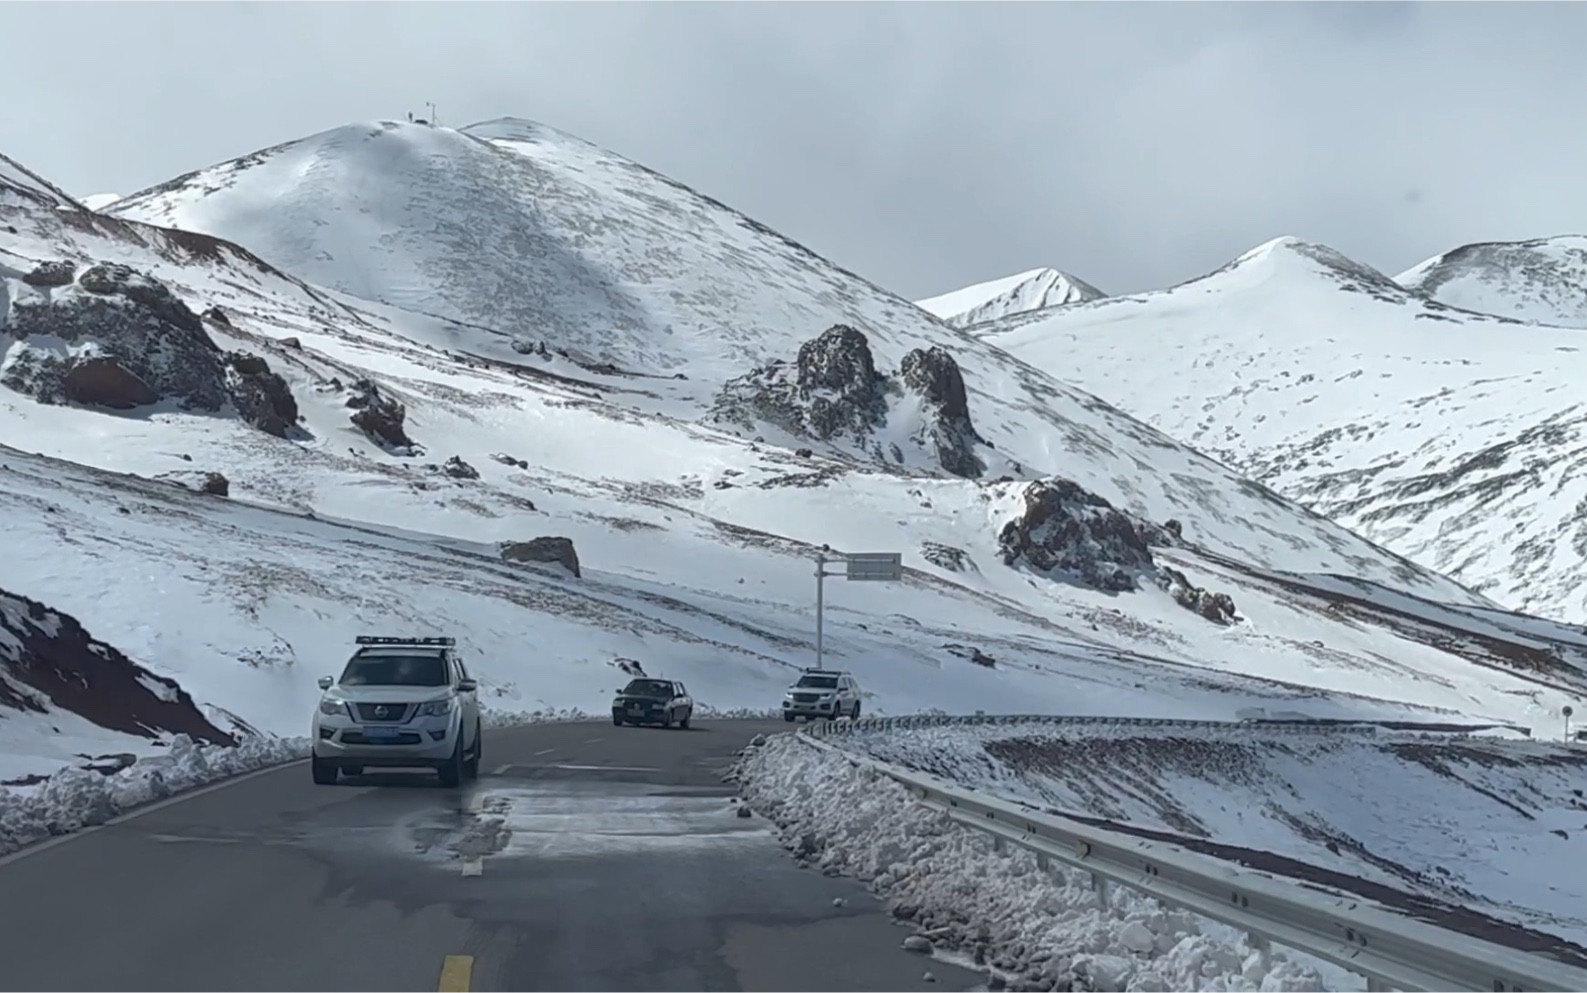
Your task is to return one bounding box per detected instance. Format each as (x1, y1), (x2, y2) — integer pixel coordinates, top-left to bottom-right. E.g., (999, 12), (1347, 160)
(318, 699), (350, 718)
(417, 697), (456, 717)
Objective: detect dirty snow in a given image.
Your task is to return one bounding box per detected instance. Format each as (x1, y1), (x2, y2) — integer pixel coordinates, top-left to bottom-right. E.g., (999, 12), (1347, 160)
(732, 732), (1328, 992)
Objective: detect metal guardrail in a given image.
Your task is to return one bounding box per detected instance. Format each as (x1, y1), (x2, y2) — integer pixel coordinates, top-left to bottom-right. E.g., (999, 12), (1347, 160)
(794, 719), (1587, 993)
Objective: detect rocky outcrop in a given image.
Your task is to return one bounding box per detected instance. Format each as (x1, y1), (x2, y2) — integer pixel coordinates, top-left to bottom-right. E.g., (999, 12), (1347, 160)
(499, 537), (581, 578)
(900, 346), (985, 478)
(1162, 566), (1239, 625)
(998, 478), (1169, 592)
(711, 325), (891, 444)
(2, 262), (301, 439)
(997, 477), (1237, 621)
(0, 586), (236, 746)
(200, 471), (230, 497)
(440, 455), (479, 479)
(20, 260), (74, 288)
(345, 378), (414, 451)
(711, 325), (989, 477)
(225, 352), (299, 437)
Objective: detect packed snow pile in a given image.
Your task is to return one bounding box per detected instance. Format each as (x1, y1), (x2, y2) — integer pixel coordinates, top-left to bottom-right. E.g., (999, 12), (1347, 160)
(1396, 235), (1587, 328)
(732, 732), (1327, 992)
(979, 234), (1587, 622)
(917, 266), (1107, 328)
(828, 718), (1587, 951)
(0, 731), (308, 857)
(710, 325), (991, 478)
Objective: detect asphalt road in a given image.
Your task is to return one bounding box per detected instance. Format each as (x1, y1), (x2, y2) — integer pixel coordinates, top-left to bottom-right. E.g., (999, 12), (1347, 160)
(0, 719), (984, 992)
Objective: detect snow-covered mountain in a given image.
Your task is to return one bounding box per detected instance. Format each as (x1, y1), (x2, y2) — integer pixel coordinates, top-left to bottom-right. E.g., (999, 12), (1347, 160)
(916, 266), (1106, 328)
(1396, 235), (1587, 328)
(0, 152), (84, 211)
(2, 128), (1580, 784)
(79, 193), (122, 212)
(979, 235), (1587, 621)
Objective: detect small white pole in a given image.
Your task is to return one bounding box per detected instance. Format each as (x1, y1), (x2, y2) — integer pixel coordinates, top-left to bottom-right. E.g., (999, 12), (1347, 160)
(815, 548), (827, 669)
(1565, 705), (1574, 743)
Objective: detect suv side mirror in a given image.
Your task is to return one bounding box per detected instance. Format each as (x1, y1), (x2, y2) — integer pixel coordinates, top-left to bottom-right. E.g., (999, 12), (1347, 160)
(457, 678), (478, 693)
(317, 676), (334, 690)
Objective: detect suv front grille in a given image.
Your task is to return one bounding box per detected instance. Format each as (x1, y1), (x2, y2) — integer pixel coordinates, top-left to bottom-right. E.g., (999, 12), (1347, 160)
(354, 703), (413, 723)
(792, 693), (820, 704)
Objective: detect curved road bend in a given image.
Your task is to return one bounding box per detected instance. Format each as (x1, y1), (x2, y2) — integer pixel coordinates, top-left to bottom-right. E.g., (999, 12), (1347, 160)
(0, 719), (982, 992)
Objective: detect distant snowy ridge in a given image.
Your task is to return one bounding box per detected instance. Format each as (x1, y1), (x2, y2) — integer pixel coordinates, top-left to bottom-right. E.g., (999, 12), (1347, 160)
(1396, 235), (1587, 328)
(979, 234), (1587, 622)
(0, 151), (86, 211)
(916, 266), (1106, 328)
(79, 193), (123, 212)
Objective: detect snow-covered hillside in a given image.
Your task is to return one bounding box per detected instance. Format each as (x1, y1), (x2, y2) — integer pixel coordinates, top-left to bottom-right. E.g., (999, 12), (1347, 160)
(0, 152), (83, 211)
(835, 719), (1587, 950)
(979, 235), (1587, 622)
(1397, 235), (1587, 328)
(79, 193), (122, 212)
(916, 266), (1106, 328)
(95, 120), (1479, 597)
(3, 133), (1580, 782)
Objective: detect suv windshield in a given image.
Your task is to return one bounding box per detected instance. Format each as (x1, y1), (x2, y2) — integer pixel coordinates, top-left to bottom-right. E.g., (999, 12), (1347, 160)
(340, 652), (449, 687)
(622, 679), (672, 697)
(796, 675), (839, 689)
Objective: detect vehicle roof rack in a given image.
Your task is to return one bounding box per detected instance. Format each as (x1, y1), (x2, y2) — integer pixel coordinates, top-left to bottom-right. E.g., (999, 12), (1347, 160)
(355, 636), (455, 646)
(800, 666), (843, 674)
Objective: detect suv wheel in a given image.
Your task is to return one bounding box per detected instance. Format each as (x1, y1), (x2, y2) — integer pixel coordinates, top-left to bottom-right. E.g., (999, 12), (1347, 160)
(680, 708), (691, 730)
(437, 735), (465, 788)
(463, 724), (481, 780)
(851, 700), (861, 719)
(311, 756), (338, 785)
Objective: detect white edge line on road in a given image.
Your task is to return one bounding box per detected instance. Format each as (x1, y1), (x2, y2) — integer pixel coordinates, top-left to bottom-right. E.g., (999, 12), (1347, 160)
(583, 737), (606, 745)
(532, 748), (556, 756)
(0, 758), (311, 869)
(461, 859), (483, 877)
(490, 763), (511, 775)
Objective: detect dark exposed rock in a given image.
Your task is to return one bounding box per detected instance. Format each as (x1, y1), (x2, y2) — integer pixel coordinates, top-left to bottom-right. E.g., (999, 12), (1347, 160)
(900, 346), (984, 478)
(202, 305), (231, 327)
(1163, 519), (1184, 542)
(200, 471), (230, 497)
(345, 378), (413, 450)
(711, 325), (992, 478)
(499, 536), (581, 578)
(281, 336), (302, 350)
(225, 351), (299, 437)
(997, 478), (1172, 592)
(1161, 566), (1239, 624)
(0, 585), (235, 747)
(921, 541), (973, 572)
(795, 447), (813, 458)
(21, 260), (75, 288)
(441, 455), (479, 480)
(711, 325), (891, 444)
(60, 358), (159, 409)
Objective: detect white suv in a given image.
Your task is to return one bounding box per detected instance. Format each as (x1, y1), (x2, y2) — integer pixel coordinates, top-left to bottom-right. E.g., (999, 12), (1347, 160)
(311, 636), (482, 787)
(783, 668), (862, 721)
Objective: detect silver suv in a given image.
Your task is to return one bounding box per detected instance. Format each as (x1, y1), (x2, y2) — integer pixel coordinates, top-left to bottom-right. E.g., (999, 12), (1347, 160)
(311, 636), (482, 787)
(783, 668), (862, 721)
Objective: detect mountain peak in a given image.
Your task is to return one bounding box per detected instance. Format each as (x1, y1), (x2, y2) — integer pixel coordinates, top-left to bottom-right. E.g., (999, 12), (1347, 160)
(0, 151), (87, 212)
(916, 265), (1106, 328)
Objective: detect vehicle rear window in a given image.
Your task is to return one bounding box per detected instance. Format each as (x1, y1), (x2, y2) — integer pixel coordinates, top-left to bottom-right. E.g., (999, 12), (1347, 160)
(796, 675), (839, 689)
(340, 652), (449, 687)
(623, 679), (672, 697)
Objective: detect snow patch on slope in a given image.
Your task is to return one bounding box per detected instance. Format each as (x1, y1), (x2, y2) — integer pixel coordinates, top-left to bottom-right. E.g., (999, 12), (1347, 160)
(1396, 235), (1587, 328)
(918, 266), (1107, 328)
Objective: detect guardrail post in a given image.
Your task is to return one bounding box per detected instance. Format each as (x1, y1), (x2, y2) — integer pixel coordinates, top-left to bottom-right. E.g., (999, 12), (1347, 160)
(1364, 977), (1388, 992)
(1091, 872), (1110, 908)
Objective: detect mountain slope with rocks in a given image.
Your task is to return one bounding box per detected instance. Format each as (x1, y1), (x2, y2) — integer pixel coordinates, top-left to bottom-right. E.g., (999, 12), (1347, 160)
(3, 138), (1577, 784)
(1396, 235), (1587, 328)
(980, 235), (1587, 622)
(916, 266), (1107, 328)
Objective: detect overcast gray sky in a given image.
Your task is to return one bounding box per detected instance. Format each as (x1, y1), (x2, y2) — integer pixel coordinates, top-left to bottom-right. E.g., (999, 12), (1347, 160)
(3, 2), (1584, 299)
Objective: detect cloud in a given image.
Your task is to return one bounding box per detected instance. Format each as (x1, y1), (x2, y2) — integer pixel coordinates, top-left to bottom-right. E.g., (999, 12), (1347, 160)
(2, 2), (1585, 298)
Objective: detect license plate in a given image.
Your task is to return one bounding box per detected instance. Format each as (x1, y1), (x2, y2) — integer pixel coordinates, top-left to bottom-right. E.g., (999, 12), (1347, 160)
(628, 706), (644, 714)
(364, 726), (401, 741)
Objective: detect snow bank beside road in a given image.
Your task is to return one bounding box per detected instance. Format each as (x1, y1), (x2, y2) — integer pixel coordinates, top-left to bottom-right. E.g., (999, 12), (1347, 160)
(0, 732), (308, 858)
(731, 733), (1325, 992)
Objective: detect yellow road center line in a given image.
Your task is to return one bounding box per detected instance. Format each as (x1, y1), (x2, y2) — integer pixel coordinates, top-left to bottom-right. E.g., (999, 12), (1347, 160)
(438, 954), (473, 992)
